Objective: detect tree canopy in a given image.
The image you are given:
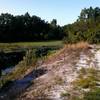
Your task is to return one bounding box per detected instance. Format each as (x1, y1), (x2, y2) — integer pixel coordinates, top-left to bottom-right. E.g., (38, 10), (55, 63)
(0, 13), (64, 42)
(63, 7), (100, 44)
(0, 7), (100, 43)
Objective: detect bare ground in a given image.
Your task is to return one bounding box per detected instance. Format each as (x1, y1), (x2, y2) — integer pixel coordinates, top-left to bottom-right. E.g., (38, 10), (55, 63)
(18, 47), (97, 100)
(1, 45), (100, 100)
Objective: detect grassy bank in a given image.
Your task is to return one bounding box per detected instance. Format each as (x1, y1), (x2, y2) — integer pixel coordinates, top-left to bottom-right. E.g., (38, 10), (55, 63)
(0, 41), (63, 52)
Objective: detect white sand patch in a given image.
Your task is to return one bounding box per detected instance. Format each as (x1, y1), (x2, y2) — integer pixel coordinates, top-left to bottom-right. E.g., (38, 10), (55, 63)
(76, 47), (100, 71)
(94, 49), (100, 69)
(76, 52), (91, 70)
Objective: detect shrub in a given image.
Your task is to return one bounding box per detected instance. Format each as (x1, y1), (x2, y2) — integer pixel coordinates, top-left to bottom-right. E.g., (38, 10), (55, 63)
(23, 49), (37, 66)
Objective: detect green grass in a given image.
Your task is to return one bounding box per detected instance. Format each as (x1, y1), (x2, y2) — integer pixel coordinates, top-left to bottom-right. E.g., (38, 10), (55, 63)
(84, 88), (100, 100)
(73, 68), (100, 89)
(0, 41), (62, 47)
(0, 41), (63, 52)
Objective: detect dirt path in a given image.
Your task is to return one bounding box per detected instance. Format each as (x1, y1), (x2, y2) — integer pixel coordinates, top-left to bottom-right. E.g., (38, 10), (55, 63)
(0, 45), (100, 100)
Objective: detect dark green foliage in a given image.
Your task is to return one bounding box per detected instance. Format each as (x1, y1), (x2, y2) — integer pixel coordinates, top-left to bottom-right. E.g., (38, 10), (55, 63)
(0, 51), (25, 69)
(35, 47), (50, 58)
(0, 7), (100, 44)
(0, 13), (64, 42)
(63, 7), (100, 44)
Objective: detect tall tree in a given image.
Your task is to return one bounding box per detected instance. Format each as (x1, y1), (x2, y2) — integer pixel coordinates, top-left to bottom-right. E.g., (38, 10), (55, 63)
(51, 19), (57, 27)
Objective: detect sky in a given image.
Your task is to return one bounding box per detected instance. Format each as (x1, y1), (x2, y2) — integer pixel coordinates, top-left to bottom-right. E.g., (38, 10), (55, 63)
(0, 0), (100, 26)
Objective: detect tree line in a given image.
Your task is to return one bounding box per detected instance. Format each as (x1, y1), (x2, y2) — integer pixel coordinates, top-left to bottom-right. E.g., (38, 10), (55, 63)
(0, 13), (64, 42)
(63, 7), (100, 44)
(0, 7), (100, 43)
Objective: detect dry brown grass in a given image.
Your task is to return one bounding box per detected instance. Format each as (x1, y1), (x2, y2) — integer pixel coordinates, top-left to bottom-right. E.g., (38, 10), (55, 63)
(51, 42), (89, 56)
(65, 42), (89, 50)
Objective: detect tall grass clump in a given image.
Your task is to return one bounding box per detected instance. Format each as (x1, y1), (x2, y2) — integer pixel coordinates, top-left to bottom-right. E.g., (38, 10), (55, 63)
(23, 49), (37, 66)
(64, 42), (89, 50)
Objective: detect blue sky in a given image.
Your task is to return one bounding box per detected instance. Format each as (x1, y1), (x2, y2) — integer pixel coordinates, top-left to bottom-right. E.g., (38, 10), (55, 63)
(0, 0), (100, 26)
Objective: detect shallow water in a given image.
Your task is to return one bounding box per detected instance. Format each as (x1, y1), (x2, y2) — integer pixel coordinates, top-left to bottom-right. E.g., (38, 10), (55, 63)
(2, 67), (14, 75)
